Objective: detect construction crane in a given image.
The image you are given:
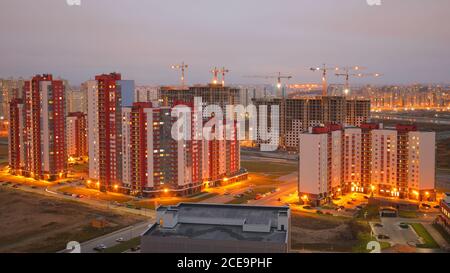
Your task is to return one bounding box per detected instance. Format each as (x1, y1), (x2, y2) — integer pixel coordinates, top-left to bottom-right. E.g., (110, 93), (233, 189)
(171, 62), (188, 87)
(220, 67), (230, 86)
(336, 68), (381, 95)
(310, 64), (340, 96)
(243, 72), (292, 98)
(210, 67), (221, 85)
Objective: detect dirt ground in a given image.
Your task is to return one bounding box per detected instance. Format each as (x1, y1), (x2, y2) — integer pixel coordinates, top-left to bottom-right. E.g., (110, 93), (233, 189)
(290, 212), (370, 252)
(0, 188), (145, 253)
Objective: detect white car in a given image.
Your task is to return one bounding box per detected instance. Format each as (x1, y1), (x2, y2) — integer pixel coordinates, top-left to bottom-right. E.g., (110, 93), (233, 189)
(94, 244), (107, 251)
(116, 237), (125, 243)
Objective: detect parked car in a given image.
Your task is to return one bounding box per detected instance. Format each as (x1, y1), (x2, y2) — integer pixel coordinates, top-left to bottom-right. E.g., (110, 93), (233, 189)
(421, 203), (431, 208)
(377, 234), (390, 240)
(116, 238), (125, 243)
(434, 205), (440, 209)
(303, 205), (312, 210)
(374, 223), (383, 228)
(223, 192), (231, 196)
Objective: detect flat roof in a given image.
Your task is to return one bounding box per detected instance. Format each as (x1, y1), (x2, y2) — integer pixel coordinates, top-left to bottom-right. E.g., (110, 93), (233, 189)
(146, 203), (289, 243)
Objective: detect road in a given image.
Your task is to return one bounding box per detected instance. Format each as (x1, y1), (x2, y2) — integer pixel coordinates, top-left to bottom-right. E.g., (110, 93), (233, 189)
(201, 171), (298, 206)
(78, 221), (152, 253)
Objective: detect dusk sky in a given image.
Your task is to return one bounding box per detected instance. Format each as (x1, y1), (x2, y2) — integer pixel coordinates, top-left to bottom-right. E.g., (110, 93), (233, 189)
(1, 0), (449, 85)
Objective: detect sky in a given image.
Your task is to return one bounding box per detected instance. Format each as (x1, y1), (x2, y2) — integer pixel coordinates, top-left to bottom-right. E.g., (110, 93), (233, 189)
(0, 0), (449, 86)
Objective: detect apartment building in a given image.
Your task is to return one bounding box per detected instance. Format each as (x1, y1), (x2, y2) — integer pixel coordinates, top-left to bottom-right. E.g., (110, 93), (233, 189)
(8, 98), (25, 175)
(121, 102), (204, 196)
(298, 123), (435, 205)
(8, 74), (67, 180)
(86, 73), (134, 191)
(66, 112), (87, 158)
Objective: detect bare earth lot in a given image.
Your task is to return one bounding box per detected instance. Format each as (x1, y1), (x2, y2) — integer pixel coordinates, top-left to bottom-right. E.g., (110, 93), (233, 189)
(0, 188), (145, 253)
(290, 212), (376, 252)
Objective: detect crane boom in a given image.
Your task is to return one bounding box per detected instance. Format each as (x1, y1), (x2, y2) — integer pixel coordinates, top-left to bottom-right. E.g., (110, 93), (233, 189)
(171, 62), (188, 87)
(310, 64), (340, 96)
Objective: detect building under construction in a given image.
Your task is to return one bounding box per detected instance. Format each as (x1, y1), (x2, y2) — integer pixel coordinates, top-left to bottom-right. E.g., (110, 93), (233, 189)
(252, 96), (370, 150)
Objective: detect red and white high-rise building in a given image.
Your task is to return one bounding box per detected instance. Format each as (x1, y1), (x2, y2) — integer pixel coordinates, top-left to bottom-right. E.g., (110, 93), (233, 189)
(121, 102), (204, 196)
(87, 73), (135, 192)
(9, 74), (67, 180)
(8, 98), (25, 175)
(67, 112), (87, 158)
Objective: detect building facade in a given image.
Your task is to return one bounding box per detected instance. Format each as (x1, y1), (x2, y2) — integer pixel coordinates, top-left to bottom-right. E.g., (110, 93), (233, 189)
(253, 96), (370, 150)
(298, 123), (436, 205)
(87, 73), (135, 191)
(121, 102), (204, 196)
(8, 74), (67, 180)
(66, 112), (87, 158)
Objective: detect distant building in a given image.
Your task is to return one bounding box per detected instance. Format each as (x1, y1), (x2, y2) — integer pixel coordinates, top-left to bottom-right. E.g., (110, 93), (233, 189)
(67, 87), (87, 114)
(8, 98), (25, 174)
(0, 78), (25, 121)
(134, 86), (159, 103)
(9, 74), (67, 180)
(66, 112), (87, 158)
(299, 123), (435, 205)
(141, 203), (290, 253)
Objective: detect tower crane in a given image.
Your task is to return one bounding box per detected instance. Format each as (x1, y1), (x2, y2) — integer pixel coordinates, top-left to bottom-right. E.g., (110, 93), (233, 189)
(211, 67), (220, 85)
(171, 62), (188, 87)
(220, 67), (230, 86)
(310, 64), (340, 96)
(336, 68), (380, 95)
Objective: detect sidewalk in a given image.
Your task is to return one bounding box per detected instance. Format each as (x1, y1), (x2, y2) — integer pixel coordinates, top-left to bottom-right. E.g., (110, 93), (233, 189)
(423, 223), (450, 250)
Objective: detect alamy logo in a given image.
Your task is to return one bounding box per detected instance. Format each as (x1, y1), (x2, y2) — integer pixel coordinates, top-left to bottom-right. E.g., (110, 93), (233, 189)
(66, 0), (81, 6)
(366, 0), (381, 6)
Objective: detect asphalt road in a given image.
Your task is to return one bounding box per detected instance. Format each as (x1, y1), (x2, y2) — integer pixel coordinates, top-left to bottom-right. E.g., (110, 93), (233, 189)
(78, 221), (152, 253)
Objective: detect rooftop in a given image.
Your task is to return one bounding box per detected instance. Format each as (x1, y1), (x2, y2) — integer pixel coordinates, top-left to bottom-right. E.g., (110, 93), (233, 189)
(144, 203), (290, 243)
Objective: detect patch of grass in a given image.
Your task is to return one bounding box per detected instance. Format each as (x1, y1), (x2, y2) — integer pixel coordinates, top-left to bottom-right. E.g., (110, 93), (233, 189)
(350, 221), (391, 253)
(104, 237), (140, 253)
(356, 205), (380, 220)
(398, 210), (418, 218)
(409, 223), (439, 249)
(241, 161), (297, 175)
(432, 223), (450, 244)
(26, 225), (125, 253)
(291, 211), (345, 230)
